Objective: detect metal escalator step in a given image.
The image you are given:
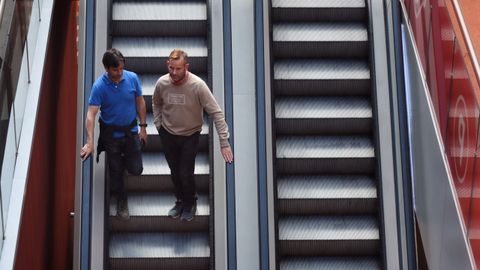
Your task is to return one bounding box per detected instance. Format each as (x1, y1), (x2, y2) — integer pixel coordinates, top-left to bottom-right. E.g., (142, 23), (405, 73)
(109, 192), (209, 232)
(277, 175), (377, 215)
(273, 23), (368, 58)
(112, 37), (207, 74)
(272, 0), (366, 22)
(140, 74), (208, 112)
(109, 232), (209, 270)
(275, 96), (372, 135)
(278, 216), (379, 256)
(143, 114), (209, 152)
(280, 257), (381, 270)
(276, 136), (374, 174)
(274, 60), (370, 96)
(112, 1), (207, 36)
(125, 152), (209, 192)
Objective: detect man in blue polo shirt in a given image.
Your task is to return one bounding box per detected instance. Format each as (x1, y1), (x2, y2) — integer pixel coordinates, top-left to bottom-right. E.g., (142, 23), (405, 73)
(80, 48), (147, 220)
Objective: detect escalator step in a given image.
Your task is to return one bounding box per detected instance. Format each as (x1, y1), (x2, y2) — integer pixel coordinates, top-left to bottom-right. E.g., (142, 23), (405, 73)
(277, 175), (377, 215)
(280, 257), (381, 270)
(274, 59), (370, 96)
(276, 136), (374, 174)
(112, 1), (207, 36)
(272, 0), (366, 22)
(273, 23), (368, 58)
(275, 96), (372, 135)
(109, 192), (209, 232)
(109, 232), (209, 270)
(112, 37), (207, 74)
(278, 215), (379, 256)
(125, 152), (209, 192)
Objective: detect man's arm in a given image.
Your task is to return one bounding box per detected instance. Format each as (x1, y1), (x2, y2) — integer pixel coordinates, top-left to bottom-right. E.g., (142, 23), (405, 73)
(152, 82), (163, 130)
(198, 83), (234, 163)
(136, 95), (148, 144)
(80, 105), (100, 160)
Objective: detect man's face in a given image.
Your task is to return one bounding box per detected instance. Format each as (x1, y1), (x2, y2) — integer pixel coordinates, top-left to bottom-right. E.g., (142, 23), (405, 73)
(168, 59), (189, 83)
(106, 62), (124, 83)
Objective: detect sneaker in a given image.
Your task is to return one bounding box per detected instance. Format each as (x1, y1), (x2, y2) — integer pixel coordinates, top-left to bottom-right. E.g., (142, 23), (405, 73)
(117, 198), (130, 220)
(168, 201), (183, 219)
(180, 202), (197, 221)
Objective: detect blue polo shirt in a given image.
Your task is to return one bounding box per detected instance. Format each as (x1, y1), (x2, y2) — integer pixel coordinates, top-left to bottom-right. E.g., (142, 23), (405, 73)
(89, 70), (142, 138)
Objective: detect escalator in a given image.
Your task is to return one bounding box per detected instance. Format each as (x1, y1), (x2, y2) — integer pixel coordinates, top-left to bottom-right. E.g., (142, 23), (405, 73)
(107, 1), (212, 269)
(270, 0), (382, 268)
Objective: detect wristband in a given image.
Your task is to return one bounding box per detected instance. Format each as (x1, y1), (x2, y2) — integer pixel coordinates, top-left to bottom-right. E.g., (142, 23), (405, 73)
(139, 123), (147, 127)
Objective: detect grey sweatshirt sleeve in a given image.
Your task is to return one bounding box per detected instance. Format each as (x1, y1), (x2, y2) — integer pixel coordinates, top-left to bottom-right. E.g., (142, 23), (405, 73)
(198, 82), (230, 148)
(152, 79), (163, 130)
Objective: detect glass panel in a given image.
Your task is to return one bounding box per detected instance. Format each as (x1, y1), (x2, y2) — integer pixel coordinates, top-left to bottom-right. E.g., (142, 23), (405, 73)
(0, 0), (33, 177)
(446, 39), (478, 222)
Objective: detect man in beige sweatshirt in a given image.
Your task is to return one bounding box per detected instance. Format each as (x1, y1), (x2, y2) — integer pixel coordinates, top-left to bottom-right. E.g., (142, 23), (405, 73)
(152, 49), (233, 221)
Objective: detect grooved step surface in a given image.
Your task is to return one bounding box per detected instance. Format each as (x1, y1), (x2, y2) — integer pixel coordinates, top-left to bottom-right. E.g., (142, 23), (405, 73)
(274, 60), (370, 80)
(275, 96), (371, 119)
(112, 37), (207, 58)
(110, 232), (210, 258)
(142, 152), (209, 175)
(113, 1), (207, 21)
(280, 257), (381, 270)
(272, 0), (365, 8)
(276, 136), (374, 159)
(273, 23), (367, 42)
(109, 193), (209, 217)
(279, 216), (379, 240)
(277, 175), (376, 199)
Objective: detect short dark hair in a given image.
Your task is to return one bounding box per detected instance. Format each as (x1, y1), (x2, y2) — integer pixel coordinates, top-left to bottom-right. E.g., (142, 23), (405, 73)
(168, 49), (188, 64)
(102, 48), (125, 69)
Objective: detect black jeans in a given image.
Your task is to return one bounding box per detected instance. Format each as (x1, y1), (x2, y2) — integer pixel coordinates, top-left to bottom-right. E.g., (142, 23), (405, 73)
(158, 126), (200, 206)
(105, 134), (143, 201)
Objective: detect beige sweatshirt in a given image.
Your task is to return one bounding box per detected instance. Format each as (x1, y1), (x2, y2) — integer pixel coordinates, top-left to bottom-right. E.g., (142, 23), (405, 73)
(152, 72), (230, 147)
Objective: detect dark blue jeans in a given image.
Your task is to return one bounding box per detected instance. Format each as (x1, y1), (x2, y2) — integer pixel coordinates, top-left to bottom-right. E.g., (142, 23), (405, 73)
(105, 134), (143, 201)
(158, 126), (200, 206)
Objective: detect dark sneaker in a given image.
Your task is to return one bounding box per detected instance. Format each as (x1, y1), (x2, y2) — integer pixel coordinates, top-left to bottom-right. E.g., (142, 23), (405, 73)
(168, 201), (183, 219)
(117, 198), (130, 220)
(180, 202), (197, 221)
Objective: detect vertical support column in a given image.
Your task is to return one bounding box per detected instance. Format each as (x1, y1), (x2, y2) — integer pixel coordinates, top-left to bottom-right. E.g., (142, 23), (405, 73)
(230, 0), (260, 269)
(90, 0), (109, 269)
(208, 0), (229, 269)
